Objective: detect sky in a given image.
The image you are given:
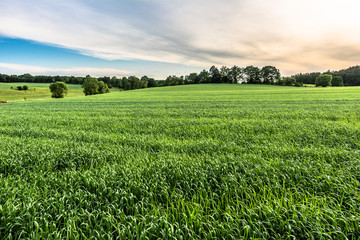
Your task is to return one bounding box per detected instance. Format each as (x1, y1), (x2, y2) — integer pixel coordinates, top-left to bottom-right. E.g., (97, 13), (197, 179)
(1, 0), (360, 79)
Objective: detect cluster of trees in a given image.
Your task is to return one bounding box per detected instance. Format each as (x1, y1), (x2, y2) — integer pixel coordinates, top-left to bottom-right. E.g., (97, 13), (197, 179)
(160, 65), (281, 86)
(291, 65), (360, 86)
(82, 76), (110, 95)
(0, 73), (85, 84)
(0, 65), (282, 91)
(314, 74), (344, 87)
(48, 76), (110, 98)
(4, 64), (360, 94)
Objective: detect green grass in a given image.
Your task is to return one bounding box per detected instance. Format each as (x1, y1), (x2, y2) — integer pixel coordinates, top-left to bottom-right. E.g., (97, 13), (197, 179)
(0, 83), (84, 101)
(1, 84), (360, 239)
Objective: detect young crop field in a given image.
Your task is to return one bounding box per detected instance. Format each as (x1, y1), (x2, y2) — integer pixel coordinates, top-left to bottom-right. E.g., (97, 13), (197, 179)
(0, 84), (360, 239)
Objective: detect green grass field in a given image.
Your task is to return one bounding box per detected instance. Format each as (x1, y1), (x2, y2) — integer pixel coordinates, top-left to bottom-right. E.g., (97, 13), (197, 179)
(0, 83), (85, 101)
(1, 84), (360, 239)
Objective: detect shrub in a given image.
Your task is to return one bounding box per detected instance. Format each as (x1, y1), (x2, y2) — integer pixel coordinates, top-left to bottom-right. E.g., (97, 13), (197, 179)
(98, 81), (110, 94)
(283, 77), (296, 86)
(17, 86), (22, 91)
(82, 77), (99, 95)
(331, 76), (344, 86)
(294, 81), (303, 87)
(49, 82), (68, 98)
(22, 85), (29, 91)
(315, 74), (332, 87)
(82, 77), (110, 95)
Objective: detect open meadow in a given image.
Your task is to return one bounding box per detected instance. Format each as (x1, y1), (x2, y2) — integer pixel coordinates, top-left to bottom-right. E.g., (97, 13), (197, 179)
(0, 84), (360, 239)
(0, 83), (85, 102)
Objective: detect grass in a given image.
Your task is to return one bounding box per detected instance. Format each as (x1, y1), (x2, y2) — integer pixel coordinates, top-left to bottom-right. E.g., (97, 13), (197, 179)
(0, 84), (360, 239)
(0, 83), (84, 101)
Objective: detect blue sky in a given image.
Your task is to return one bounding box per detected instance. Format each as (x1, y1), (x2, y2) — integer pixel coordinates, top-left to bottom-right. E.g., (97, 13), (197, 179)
(1, 0), (360, 78)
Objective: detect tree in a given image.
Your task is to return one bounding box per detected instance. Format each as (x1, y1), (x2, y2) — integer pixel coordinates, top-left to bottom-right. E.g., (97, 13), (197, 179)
(185, 73), (198, 84)
(292, 72), (320, 85)
(147, 78), (158, 88)
(49, 82), (68, 98)
(282, 77), (296, 86)
(128, 76), (141, 89)
(220, 66), (231, 83)
(209, 66), (222, 83)
(261, 66), (280, 84)
(244, 66), (261, 84)
(98, 81), (110, 93)
(82, 76), (99, 95)
(229, 65), (243, 84)
(98, 76), (111, 87)
(197, 70), (210, 84)
(122, 77), (131, 90)
(22, 85), (29, 91)
(315, 74), (332, 87)
(331, 76), (344, 86)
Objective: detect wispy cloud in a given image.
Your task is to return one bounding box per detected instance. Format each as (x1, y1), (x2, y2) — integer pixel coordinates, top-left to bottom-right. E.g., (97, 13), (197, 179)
(1, 0), (360, 75)
(0, 63), (129, 77)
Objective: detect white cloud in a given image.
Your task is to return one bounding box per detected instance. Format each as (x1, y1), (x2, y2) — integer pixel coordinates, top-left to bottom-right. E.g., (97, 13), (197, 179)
(1, 0), (360, 75)
(0, 63), (129, 77)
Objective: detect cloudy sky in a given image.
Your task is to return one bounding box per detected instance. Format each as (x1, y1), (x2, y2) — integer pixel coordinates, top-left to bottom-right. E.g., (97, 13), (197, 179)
(0, 0), (360, 79)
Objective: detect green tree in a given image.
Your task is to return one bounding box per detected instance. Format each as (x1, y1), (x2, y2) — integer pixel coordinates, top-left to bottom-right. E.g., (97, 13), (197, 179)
(315, 74), (332, 87)
(244, 66), (261, 84)
(197, 70), (210, 84)
(147, 78), (158, 87)
(229, 65), (243, 84)
(82, 76), (99, 95)
(220, 66), (231, 83)
(128, 76), (141, 89)
(331, 76), (344, 86)
(122, 77), (131, 90)
(185, 73), (198, 84)
(209, 66), (222, 83)
(49, 82), (68, 98)
(261, 66), (280, 84)
(282, 77), (296, 86)
(98, 81), (110, 94)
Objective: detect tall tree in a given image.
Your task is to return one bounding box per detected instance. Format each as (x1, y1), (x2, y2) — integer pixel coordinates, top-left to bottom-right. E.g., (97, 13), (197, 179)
(244, 66), (261, 84)
(260, 66), (280, 84)
(220, 66), (231, 83)
(82, 76), (99, 95)
(229, 65), (244, 84)
(209, 66), (222, 83)
(197, 70), (210, 84)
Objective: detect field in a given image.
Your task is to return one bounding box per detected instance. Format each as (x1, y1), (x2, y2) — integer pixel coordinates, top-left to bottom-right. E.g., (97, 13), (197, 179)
(0, 84), (360, 239)
(0, 82), (86, 102)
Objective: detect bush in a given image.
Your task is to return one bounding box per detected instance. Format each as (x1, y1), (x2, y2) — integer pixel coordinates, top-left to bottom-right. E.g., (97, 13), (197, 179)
(49, 82), (68, 98)
(22, 85), (29, 91)
(315, 74), (332, 87)
(331, 76), (344, 86)
(82, 77), (99, 95)
(82, 77), (110, 95)
(98, 81), (110, 94)
(283, 77), (296, 86)
(17, 86), (22, 91)
(294, 81), (303, 87)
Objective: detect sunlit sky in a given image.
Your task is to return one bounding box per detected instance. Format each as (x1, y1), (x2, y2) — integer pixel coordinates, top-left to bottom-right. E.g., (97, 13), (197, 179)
(1, 0), (360, 79)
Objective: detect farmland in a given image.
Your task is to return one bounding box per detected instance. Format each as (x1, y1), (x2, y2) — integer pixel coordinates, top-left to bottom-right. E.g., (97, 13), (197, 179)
(0, 84), (360, 239)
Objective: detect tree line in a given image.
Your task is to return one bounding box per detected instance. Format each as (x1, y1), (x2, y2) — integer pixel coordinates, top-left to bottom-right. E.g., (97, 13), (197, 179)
(291, 65), (360, 86)
(0, 65), (282, 90)
(2, 64), (360, 91)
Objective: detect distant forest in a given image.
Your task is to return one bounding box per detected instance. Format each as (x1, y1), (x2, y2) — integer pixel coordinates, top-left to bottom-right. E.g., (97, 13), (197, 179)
(1, 65), (360, 90)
